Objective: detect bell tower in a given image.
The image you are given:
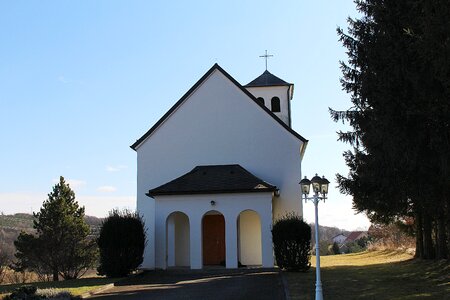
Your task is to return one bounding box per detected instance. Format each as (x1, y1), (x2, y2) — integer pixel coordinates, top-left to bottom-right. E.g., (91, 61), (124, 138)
(244, 69), (294, 127)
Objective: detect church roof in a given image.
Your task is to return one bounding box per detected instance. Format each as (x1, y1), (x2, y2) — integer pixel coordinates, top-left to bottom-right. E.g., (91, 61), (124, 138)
(131, 63), (307, 150)
(244, 70), (292, 87)
(147, 164), (277, 197)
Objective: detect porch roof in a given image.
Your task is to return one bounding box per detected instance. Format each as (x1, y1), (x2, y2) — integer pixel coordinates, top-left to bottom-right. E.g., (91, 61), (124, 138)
(147, 164), (277, 197)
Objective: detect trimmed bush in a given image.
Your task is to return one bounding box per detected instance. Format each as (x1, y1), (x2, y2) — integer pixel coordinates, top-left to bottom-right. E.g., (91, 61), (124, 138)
(272, 213), (311, 271)
(97, 210), (147, 277)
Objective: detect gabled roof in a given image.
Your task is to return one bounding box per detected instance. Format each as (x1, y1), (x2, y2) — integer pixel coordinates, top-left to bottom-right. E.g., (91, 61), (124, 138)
(344, 231), (367, 243)
(244, 70), (292, 87)
(332, 233), (347, 239)
(130, 64), (307, 150)
(147, 164), (277, 197)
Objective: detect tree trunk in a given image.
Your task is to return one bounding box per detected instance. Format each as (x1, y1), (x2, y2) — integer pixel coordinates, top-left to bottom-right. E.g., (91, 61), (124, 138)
(436, 214), (447, 259)
(415, 210), (424, 258)
(422, 212), (434, 259)
(446, 203), (450, 258)
(53, 269), (59, 282)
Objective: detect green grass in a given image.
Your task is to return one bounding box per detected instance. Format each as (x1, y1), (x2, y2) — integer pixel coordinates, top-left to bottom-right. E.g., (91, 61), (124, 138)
(285, 250), (449, 300)
(0, 277), (121, 298)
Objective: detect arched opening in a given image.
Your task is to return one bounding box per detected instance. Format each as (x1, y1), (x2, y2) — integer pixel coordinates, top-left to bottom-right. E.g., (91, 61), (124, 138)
(256, 97), (265, 106)
(271, 97), (281, 112)
(166, 212), (190, 267)
(237, 210), (262, 266)
(202, 210), (226, 266)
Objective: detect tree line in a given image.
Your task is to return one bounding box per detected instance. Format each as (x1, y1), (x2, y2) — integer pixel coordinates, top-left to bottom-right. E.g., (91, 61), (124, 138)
(331, 0), (449, 259)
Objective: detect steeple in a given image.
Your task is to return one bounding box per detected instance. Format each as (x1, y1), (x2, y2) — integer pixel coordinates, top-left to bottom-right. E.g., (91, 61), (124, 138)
(245, 70), (291, 87)
(244, 70), (294, 127)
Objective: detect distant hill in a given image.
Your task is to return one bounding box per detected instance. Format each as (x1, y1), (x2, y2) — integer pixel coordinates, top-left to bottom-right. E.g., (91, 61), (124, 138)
(0, 213), (34, 230)
(0, 213), (103, 261)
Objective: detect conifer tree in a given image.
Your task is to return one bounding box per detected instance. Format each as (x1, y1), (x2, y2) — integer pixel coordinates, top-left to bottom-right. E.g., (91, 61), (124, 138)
(331, 0), (449, 259)
(14, 176), (97, 280)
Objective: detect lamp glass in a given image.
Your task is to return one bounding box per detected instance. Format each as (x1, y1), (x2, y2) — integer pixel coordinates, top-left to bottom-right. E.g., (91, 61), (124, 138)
(299, 177), (311, 195)
(312, 182), (320, 193)
(320, 176), (330, 195)
(310, 174), (322, 193)
(301, 183), (310, 195)
(320, 182), (328, 194)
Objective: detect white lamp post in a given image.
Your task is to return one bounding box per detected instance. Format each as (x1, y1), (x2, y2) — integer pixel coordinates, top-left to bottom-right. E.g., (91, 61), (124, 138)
(299, 174), (330, 300)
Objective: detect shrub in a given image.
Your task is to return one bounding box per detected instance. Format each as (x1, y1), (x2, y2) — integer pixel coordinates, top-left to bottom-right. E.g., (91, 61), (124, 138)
(4, 285), (37, 300)
(332, 242), (341, 254)
(36, 288), (72, 300)
(5, 286), (73, 300)
(97, 209), (146, 277)
(272, 213), (311, 272)
(346, 241), (364, 253)
(314, 241), (333, 256)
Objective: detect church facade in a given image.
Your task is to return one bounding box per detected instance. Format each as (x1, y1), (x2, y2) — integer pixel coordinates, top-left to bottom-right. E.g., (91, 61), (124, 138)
(131, 64), (307, 269)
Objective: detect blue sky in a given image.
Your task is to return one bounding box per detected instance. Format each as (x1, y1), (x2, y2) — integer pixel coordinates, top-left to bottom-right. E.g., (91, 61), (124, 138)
(0, 1), (369, 230)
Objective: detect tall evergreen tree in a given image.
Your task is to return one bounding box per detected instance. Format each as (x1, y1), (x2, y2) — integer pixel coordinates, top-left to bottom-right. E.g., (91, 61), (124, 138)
(331, 0), (449, 259)
(14, 176), (97, 280)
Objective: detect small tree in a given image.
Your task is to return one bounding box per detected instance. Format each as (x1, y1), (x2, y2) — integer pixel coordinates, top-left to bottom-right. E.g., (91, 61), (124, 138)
(272, 213), (311, 272)
(97, 209), (146, 277)
(14, 176), (97, 281)
(332, 242), (341, 255)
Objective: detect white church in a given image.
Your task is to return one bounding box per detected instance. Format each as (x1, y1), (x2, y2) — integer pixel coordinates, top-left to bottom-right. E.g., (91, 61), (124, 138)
(131, 63), (308, 269)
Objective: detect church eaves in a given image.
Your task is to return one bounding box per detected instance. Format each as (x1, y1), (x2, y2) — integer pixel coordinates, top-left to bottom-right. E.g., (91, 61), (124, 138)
(130, 63), (308, 150)
(147, 164), (277, 196)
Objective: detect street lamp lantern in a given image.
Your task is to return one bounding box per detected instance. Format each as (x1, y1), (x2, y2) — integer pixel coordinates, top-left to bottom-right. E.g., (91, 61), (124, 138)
(310, 174), (322, 193)
(299, 176), (311, 195)
(320, 176), (330, 196)
(300, 173), (329, 300)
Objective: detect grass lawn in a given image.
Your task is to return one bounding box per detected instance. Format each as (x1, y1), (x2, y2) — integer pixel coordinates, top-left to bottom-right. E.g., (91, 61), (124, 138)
(0, 277), (121, 299)
(285, 250), (449, 300)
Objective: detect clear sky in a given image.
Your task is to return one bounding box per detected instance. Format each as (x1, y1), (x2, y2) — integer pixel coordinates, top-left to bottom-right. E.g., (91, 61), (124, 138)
(0, 1), (370, 231)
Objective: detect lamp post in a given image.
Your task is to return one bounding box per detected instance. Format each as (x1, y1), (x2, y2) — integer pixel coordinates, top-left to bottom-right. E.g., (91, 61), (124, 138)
(299, 174), (330, 300)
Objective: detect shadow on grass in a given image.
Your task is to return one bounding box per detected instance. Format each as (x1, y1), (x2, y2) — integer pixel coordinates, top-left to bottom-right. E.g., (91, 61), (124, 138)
(0, 277), (119, 295)
(286, 256), (449, 300)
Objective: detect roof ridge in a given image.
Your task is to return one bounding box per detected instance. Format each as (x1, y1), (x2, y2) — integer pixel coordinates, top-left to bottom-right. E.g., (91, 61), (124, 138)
(131, 64), (307, 150)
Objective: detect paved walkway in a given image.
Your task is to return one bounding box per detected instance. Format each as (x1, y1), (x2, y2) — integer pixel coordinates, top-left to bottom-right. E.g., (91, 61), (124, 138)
(89, 268), (286, 300)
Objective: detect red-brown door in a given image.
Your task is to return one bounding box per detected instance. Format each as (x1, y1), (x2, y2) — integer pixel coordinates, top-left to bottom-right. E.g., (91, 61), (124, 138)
(202, 214), (225, 265)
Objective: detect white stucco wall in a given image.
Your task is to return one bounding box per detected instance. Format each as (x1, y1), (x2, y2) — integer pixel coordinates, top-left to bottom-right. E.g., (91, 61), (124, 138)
(245, 85), (291, 126)
(135, 68), (304, 269)
(137, 195), (155, 269)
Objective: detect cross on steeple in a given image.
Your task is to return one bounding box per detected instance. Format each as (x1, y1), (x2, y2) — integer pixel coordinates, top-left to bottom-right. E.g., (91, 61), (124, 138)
(259, 50), (273, 71)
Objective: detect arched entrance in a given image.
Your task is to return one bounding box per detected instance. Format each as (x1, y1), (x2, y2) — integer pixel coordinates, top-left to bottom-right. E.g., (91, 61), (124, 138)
(202, 210), (226, 265)
(237, 210), (262, 266)
(166, 212), (190, 267)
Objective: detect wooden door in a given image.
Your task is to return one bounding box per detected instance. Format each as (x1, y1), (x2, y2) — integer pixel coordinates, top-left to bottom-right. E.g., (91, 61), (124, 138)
(202, 214), (225, 265)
